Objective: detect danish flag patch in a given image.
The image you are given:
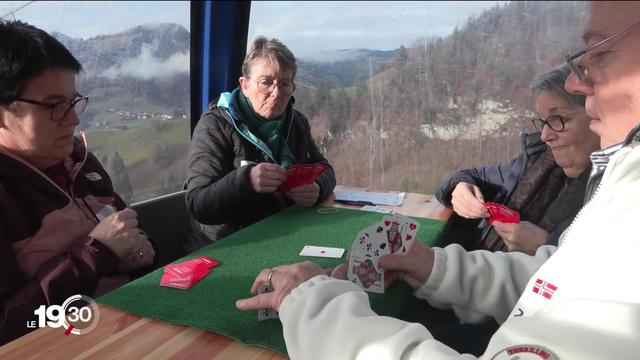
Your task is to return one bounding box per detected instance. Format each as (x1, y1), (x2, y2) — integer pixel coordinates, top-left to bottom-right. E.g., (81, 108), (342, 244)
(532, 278), (557, 299)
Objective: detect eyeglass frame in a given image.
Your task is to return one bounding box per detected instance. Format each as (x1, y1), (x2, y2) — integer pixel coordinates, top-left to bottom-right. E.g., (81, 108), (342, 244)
(531, 108), (582, 133)
(249, 78), (296, 96)
(566, 20), (640, 81)
(13, 94), (89, 122)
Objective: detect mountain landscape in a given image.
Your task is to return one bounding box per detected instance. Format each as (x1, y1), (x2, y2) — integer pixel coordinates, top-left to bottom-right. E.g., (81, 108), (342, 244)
(53, 0), (588, 202)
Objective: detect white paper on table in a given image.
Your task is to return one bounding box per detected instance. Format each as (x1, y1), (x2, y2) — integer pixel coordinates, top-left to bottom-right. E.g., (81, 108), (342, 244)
(359, 205), (394, 214)
(334, 190), (405, 206)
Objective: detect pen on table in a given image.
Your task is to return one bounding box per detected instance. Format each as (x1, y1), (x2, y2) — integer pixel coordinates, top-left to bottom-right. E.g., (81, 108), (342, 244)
(333, 199), (376, 206)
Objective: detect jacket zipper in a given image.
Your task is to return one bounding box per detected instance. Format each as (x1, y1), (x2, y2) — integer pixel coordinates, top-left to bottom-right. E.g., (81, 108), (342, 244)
(558, 171), (605, 247)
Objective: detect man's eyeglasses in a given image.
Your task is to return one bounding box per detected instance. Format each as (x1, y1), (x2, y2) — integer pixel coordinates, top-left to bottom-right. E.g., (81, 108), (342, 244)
(531, 109), (582, 132)
(566, 20), (640, 81)
(14, 95), (89, 122)
(251, 78), (296, 96)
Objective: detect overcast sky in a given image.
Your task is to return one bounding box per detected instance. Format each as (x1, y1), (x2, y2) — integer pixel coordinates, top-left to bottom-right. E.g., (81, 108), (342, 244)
(1, 1), (504, 59)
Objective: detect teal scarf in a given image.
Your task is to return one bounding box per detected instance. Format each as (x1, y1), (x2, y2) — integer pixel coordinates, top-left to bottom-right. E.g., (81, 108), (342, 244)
(237, 91), (295, 168)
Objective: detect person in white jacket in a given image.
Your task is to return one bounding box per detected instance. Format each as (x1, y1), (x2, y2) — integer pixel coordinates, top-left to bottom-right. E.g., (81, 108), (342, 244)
(236, 2), (640, 359)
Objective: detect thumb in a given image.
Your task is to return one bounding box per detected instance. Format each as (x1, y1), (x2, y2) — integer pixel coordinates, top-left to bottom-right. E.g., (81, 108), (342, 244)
(473, 186), (485, 202)
(330, 264), (348, 279)
(236, 293), (274, 311)
(379, 254), (414, 272)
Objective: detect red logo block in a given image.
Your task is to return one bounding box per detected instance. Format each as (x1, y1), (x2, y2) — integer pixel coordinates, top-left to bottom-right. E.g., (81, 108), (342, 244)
(532, 278), (557, 299)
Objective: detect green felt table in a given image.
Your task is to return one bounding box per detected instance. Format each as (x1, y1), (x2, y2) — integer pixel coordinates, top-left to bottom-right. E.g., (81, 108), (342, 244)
(98, 206), (445, 355)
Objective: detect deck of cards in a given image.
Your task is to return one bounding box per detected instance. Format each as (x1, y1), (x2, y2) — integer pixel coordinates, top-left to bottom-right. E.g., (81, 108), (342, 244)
(160, 256), (219, 290)
(347, 213), (420, 294)
(277, 163), (327, 193)
(484, 202), (520, 224)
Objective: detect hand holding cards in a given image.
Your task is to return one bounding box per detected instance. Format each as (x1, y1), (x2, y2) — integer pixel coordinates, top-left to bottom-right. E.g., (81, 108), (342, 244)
(160, 256), (219, 290)
(277, 163), (327, 193)
(484, 202), (520, 224)
(347, 214), (420, 293)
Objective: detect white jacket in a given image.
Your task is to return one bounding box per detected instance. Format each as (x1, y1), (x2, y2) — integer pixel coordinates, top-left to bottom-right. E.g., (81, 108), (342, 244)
(279, 140), (640, 359)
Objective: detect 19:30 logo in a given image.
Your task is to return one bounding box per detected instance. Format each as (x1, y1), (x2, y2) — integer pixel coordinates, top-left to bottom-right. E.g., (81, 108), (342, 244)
(28, 295), (100, 336)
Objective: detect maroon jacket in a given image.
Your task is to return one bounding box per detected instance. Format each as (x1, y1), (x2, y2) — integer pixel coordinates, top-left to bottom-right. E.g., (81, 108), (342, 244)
(0, 137), (124, 345)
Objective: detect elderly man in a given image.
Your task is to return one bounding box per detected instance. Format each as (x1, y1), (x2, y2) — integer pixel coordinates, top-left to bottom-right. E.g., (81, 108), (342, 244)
(236, 2), (640, 359)
(0, 21), (155, 345)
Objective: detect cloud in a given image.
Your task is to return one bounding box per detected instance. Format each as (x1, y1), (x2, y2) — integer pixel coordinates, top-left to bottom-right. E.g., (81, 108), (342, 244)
(101, 44), (189, 80)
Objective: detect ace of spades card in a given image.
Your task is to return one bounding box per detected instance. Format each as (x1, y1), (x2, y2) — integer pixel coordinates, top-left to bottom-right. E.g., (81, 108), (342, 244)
(347, 221), (390, 294)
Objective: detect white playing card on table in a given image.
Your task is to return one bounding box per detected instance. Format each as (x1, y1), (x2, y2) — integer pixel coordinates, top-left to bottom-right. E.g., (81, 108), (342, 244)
(299, 245), (345, 258)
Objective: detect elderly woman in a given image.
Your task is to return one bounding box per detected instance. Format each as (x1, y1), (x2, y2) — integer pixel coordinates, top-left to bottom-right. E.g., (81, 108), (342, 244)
(0, 21), (155, 345)
(435, 64), (600, 255)
(185, 37), (336, 251)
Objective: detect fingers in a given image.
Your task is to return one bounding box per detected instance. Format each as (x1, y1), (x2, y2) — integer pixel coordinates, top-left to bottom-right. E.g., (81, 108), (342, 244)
(250, 268), (273, 295)
(451, 183), (489, 218)
(379, 253), (416, 273)
(288, 183), (318, 194)
(250, 163), (286, 192)
(330, 264), (347, 279)
(236, 293), (274, 311)
(114, 208), (138, 221)
(472, 186), (485, 202)
(288, 192), (317, 207)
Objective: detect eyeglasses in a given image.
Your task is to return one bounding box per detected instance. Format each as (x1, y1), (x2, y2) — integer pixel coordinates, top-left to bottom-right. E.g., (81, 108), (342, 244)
(566, 20), (640, 81)
(251, 78), (296, 96)
(14, 95), (89, 122)
(531, 108), (582, 132)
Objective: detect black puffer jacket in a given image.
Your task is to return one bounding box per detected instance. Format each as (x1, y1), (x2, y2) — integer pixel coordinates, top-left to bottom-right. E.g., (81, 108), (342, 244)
(185, 91), (336, 251)
(435, 132), (586, 249)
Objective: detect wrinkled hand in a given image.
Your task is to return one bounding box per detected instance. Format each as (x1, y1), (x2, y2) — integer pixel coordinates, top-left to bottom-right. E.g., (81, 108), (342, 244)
(492, 221), (549, 255)
(116, 232), (156, 272)
(378, 241), (435, 290)
(329, 264), (348, 279)
(236, 261), (324, 312)
(90, 209), (141, 259)
(287, 182), (320, 207)
(249, 163), (286, 193)
(451, 182), (490, 219)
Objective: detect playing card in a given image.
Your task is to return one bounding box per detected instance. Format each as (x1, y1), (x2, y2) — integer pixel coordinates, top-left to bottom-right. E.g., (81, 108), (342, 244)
(485, 202), (520, 224)
(299, 245), (345, 258)
(347, 254), (384, 294)
(348, 219), (390, 293)
(351, 223), (388, 257)
(277, 163), (328, 193)
(382, 213), (420, 255)
(257, 284), (279, 321)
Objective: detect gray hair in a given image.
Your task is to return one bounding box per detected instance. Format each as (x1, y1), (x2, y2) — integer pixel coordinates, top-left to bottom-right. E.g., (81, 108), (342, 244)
(529, 64), (585, 107)
(242, 36), (297, 80)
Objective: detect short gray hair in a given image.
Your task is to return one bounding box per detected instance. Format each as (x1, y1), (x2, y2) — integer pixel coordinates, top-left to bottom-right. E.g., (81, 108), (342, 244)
(529, 64), (585, 107)
(242, 36), (297, 80)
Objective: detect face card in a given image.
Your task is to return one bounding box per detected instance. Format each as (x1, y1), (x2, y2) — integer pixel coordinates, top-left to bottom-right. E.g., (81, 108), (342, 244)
(484, 202), (520, 224)
(347, 254), (384, 294)
(256, 284), (279, 321)
(299, 245), (345, 258)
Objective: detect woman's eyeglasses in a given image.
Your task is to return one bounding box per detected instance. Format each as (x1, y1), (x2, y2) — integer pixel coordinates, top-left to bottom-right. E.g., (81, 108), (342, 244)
(14, 95), (89, 122)
(251, 78), (296, 96)
(531, 108), (582, 132)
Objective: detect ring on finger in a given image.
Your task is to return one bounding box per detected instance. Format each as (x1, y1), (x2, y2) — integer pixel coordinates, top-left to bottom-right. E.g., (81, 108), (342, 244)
(267, 269), (277, 289)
